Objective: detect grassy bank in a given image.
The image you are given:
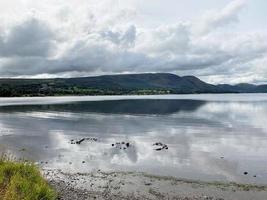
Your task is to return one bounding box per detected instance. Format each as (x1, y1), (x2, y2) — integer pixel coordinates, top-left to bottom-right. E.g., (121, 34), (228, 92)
(0, 159), (57, 200)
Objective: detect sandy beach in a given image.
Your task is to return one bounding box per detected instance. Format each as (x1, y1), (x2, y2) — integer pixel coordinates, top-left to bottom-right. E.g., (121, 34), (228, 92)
(45, 169), (267, 200)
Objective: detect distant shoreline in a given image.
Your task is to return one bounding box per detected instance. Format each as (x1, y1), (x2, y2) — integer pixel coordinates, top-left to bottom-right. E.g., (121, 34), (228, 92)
(1, 93), (267, 109)
(0, 92), (240, 98)
(0, 91), (240, 98)
(8, 91), (267, 98)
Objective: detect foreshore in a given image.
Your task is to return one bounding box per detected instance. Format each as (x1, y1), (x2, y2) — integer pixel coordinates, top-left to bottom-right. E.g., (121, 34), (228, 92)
(44, 169), (267, 200)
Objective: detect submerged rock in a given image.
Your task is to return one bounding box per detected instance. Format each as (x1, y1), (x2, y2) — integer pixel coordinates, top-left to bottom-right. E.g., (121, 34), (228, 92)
(71, 137), (98, 145)
(112, 141), (132, 150)
(153, 142), (168, 151)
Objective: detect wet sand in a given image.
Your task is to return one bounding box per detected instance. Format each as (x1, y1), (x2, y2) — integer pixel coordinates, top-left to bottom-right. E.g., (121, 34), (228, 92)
(45, 169), (267, 200)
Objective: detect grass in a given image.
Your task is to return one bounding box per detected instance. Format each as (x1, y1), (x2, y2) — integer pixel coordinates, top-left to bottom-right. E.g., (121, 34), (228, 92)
(0, 156), (57, 200)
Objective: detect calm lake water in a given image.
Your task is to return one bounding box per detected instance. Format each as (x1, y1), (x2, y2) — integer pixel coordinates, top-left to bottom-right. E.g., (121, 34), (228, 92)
(1, 94), (267, 184)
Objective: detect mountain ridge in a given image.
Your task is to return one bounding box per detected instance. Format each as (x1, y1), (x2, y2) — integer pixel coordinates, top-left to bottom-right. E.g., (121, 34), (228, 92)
(0, 73), (266, 97)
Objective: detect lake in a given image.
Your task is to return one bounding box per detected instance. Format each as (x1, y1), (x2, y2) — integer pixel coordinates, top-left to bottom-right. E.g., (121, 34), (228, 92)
(0, 94), (267, 184)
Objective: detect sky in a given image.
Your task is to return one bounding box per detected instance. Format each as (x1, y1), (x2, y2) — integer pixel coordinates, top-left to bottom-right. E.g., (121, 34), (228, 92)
(0, 0), (267, 84)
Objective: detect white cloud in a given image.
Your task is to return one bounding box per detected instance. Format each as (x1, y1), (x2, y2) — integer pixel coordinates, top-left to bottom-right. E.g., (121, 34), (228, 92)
(0, 0), (266, 84)
(194, 0), (246, 34)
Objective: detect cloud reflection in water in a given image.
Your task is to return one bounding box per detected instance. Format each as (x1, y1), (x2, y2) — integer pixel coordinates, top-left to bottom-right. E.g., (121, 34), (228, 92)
(0, 97), (267, 184)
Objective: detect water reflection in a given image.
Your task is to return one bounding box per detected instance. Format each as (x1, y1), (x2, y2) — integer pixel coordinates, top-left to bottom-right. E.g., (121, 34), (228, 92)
(0, 99), (205, 115)
(0, 96), (267, 184)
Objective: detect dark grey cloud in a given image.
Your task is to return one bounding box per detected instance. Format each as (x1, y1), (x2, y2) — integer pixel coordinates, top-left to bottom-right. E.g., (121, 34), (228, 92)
(0, 18), (56, 58)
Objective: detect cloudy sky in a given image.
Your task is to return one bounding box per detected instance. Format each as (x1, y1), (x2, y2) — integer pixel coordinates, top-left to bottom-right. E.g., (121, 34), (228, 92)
(0, 0), (266, 84)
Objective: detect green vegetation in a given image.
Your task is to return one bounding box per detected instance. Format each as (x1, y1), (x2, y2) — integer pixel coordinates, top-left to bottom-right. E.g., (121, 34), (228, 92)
(0, 73), (225, 97)
(1, 73), (267, 97)
(0, 159), (57, 200)
(0, 84), (173, 97)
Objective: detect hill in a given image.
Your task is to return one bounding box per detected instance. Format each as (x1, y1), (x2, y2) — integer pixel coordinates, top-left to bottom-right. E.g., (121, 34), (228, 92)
(0, 73), (266, 97)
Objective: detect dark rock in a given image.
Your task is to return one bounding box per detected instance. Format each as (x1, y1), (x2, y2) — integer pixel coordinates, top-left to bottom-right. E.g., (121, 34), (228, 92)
(244, 172), (248, 175)
(112, 141), (132, 150)
(153, 142), (168, 151)
(76, 138), (85, 144)
(71, 137), (98, 145)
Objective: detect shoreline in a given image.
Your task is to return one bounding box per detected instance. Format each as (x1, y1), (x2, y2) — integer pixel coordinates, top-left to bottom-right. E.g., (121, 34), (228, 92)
(44, 169), (267, 200)
(1, 93), (267, 107)
(1, 92), (267, 99)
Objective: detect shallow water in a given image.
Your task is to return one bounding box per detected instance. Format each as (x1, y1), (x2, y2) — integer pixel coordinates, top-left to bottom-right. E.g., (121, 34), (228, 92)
(0, 94), (267, 184)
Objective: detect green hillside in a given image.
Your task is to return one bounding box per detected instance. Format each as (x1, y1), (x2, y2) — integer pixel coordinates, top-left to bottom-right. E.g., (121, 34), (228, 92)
(0, 73), (265, 97)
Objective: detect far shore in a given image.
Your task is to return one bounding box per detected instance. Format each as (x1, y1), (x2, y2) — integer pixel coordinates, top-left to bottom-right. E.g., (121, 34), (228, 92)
(2, 92), (265, 99)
